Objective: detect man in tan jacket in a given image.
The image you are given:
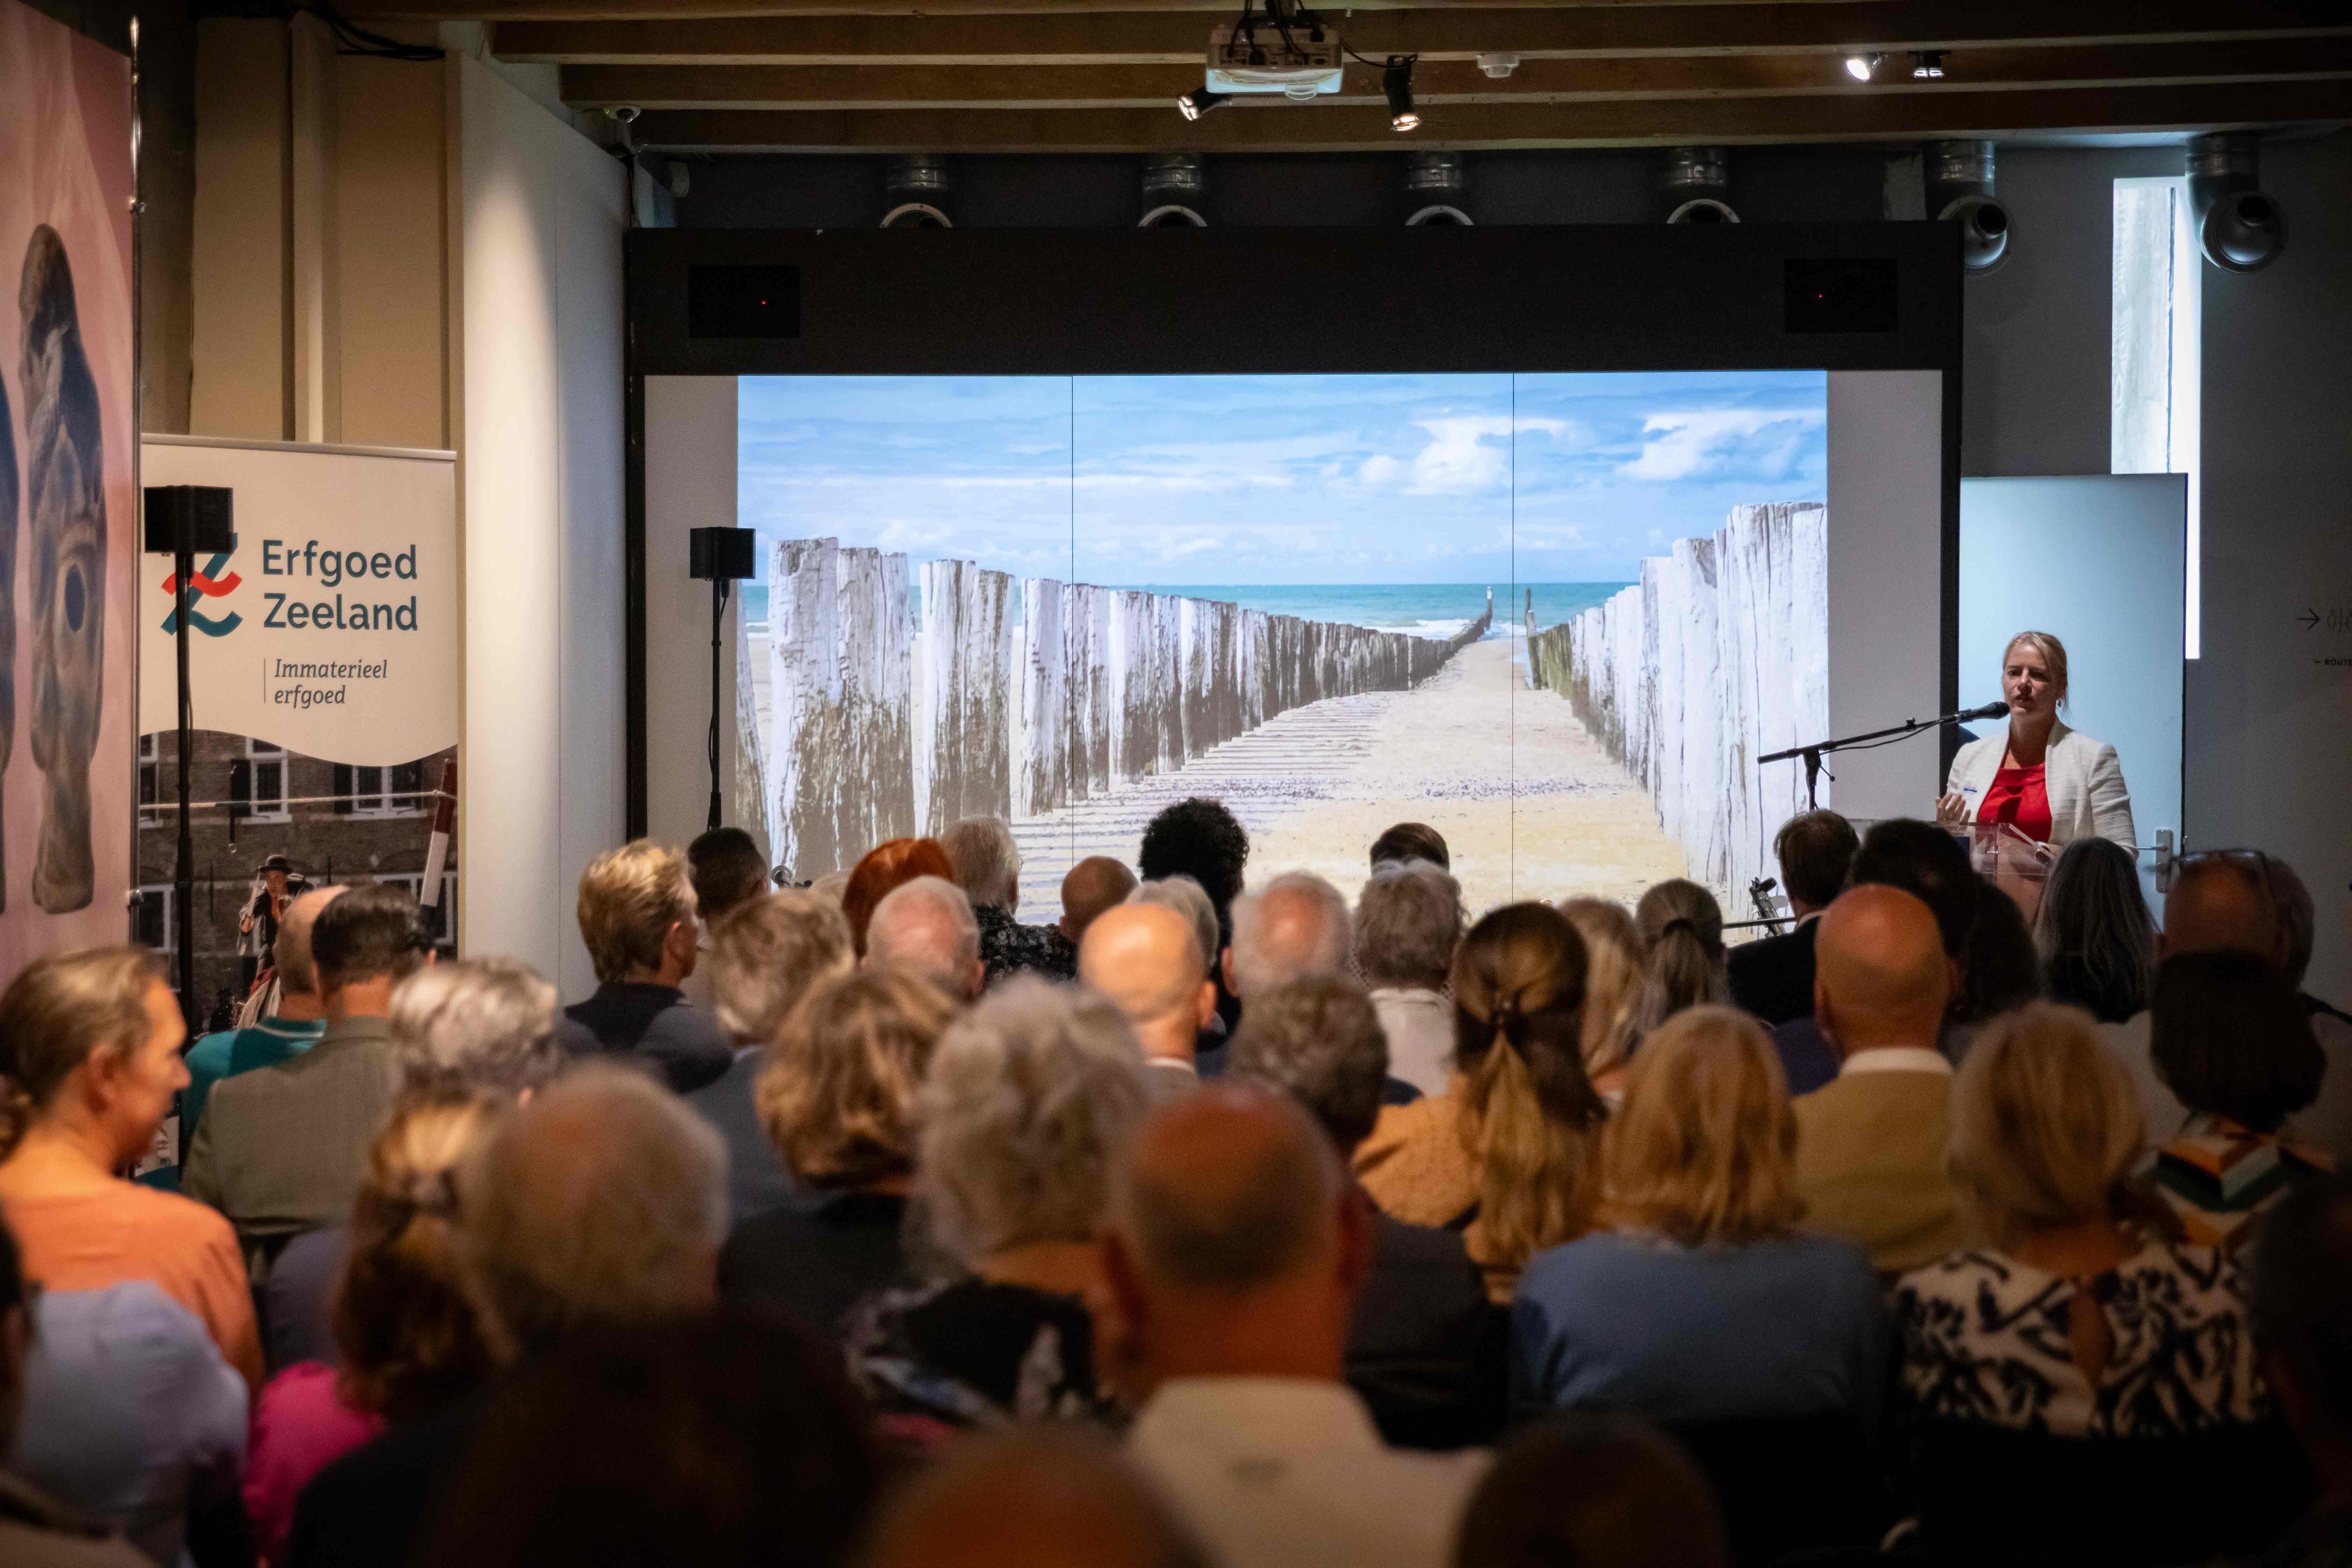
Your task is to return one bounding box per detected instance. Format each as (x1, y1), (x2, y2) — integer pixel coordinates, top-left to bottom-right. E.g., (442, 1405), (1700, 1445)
(1792, 883), (1975, 1273)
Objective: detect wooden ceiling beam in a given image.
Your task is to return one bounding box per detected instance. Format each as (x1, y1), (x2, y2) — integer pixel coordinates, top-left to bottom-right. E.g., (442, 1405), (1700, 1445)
(626, 77), (2352, 150)
(493, 3), (2352, 62)
(560, 40), (2352, 111)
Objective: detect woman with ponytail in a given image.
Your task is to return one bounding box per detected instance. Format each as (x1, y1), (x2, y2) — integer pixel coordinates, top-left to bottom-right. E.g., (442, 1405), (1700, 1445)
(1354, 903), (1607, 1302)
(242, 1095), (506, 1564)
(1634, 880), (1729, 1033)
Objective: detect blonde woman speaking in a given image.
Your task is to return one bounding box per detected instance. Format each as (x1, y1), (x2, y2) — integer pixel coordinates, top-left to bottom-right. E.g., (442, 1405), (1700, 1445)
(1937, 630), (2135, 851)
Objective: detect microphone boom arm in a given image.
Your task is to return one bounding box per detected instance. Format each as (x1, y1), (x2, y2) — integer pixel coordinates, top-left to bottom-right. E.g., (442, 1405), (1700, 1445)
(1759, 704), (2004, 811)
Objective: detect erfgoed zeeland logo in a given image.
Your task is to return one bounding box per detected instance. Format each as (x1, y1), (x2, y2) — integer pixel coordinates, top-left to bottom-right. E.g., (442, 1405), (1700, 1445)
(161, 551), (242, 636)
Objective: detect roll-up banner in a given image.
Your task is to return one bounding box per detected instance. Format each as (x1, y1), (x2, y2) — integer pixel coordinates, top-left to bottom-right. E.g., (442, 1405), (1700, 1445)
(137, 437), (457, 765)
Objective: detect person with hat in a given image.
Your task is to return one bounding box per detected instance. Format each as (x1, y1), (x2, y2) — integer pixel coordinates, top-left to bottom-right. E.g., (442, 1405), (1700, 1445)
(239, 856), (296, 999)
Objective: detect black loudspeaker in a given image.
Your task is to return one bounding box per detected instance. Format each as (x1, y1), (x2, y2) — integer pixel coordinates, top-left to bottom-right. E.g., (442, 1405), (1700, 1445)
(142, 485), (236, 554)
(1783, 258), (1898, 334)
(690, 526), (758, 581)
(687, 264), (802, 340)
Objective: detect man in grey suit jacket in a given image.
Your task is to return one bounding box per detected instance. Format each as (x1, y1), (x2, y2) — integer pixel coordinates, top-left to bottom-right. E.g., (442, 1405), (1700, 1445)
(184, 882), (428, 1279)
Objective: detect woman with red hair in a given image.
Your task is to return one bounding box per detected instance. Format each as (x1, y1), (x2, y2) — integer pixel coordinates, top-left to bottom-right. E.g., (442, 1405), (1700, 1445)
(841, 839), (955, 957)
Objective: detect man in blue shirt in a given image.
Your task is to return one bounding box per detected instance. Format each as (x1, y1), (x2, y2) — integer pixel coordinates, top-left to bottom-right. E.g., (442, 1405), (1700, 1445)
(175, 887), (342, 1171)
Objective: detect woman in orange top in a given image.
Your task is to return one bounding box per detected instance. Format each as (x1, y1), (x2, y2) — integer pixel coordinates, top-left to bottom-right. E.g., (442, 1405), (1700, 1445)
(1353, 902), (1607, 1302)
(0, 947), (262, 1391)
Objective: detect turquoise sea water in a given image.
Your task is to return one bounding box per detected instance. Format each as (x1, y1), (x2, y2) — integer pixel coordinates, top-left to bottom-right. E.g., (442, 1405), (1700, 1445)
(741, 580), (1632, 640)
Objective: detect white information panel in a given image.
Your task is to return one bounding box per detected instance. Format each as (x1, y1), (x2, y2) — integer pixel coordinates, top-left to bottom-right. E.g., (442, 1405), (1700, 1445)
(137, 436), (458, 765)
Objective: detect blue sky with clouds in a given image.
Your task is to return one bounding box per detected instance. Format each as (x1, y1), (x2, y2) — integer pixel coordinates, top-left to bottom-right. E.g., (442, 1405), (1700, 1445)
(738, 370), (1825, 586)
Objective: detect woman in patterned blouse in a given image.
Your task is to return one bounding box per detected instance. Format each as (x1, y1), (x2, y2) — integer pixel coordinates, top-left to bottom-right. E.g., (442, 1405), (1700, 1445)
(1892, 1002), (2265, 1440)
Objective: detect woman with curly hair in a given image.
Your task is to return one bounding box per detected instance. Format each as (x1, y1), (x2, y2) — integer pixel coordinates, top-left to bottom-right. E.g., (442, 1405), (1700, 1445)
(1354, 902), (1605, 1301)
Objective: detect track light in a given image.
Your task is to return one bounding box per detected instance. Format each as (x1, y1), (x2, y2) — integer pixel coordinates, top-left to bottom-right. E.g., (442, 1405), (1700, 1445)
(1910, 50), (1945, 79)
(2189, 132), (2287, 272)
(1843, 52), (1883, 82)
(1177, 87), (1231, 121)
(1385, 55), (1419, 133)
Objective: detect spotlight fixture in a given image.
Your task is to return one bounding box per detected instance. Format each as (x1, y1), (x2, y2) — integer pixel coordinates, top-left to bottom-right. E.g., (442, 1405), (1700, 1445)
(1924, 139), (2012, 273)
(1843, 52), (1883, 82)
(1910, 50), (1946, 79)
(2188, 132), (2287, 271)
(1177, 87), (1231, 120)
(1385, 55), (1419, 133)
(1403, 150), (1470, 225)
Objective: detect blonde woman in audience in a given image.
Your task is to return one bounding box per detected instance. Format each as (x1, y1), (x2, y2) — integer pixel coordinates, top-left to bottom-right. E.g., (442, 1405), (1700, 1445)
(242, 1096), (505, 1564)
(1892, 1003), (2261, 1441)
(1355, 902), (1604, 1302)
(1511, 1008), (1884, 1429)
(1558, 898), (1644, 1105)
(720, 968), (959, 1335)
(0, 947), (262, 1391)
(848, 979), (1149, 1448)
(1633, 879), (1728, 1033)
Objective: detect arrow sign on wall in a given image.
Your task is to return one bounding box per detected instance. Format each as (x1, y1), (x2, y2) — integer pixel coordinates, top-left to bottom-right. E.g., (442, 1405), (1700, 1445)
(2301, 608), (2322, 629)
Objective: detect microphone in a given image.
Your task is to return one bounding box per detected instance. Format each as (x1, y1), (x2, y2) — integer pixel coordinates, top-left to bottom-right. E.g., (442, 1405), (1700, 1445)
(1958, 701), (2009, 722)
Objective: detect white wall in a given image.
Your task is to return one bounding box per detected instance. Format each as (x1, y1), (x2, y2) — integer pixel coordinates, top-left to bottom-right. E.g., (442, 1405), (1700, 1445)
(643, 377), (744, 853)
(452, 54), (626, 999)
(1961, 134), (2352, 1002)
(1823, 370), (1945, 825)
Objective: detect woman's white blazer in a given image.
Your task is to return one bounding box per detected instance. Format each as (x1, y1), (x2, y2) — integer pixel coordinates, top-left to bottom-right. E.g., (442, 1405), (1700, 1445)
(1943, 719), (2137, 850)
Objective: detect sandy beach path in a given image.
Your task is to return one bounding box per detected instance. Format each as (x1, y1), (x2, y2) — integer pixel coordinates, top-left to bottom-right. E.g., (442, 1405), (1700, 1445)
(1011, 638), (1684, 919)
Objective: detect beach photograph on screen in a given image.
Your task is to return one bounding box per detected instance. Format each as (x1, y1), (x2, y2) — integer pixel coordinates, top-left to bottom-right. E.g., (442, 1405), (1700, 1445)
(738, 370), (1827, 916)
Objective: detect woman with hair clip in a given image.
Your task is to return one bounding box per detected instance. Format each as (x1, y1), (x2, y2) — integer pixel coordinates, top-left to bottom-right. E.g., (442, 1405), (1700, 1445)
(1354, 903), (1607, 1303)
(1634, 880), (1728, 1034)
(243, 1095), (506, 1564)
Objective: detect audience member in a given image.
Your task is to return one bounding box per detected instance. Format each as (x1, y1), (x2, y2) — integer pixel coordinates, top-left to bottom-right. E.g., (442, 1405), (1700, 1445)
(1513, 1007), (1884, 1432)
(721, 969), (956, 1334)
(2033, 835), (2156, 1024)
(1080, 903), (1219, 1099)
(849, 980), (1146, 1443)
(1945, 879), (2043, 1053)
(0, 948), (262, 1390)
(244, 1097), (504, 1562)
(1108, 1087), (1490, 1568)
(865, 875), (986, 1002)
(1895, 1003), (2258, 1436)
(688, 891), (853, 1228)
(943, 815), (1077, 986)
(1726, 810), (1857, 1027)
(2276, 858), (2352, 1162)
(861, 1427), (1207, 1568)
(1128, 879), (1223, 1008)
(1558, 899), (1644, 1105)
(842, 838), (958, 958)
(2249, 1177), (2352, 1564)
(1058, 856), (1139, 947)
(1791, 885), (1974, 1272)
(289, 1065), (725, 1568)
(1770, 818), (1978, 1095)
(1226, 871), (1352, 1005)
(1139, 798), (1252, 1034)
(1356, 862), (1465, 1097)
(1453, 1414), (1728, 1568)
(416, 1314), (880, 1568)
(187, 883), (425, 1277)
(681, 826), (772, 1014)
(1370, 821), (1450, 873)
(0, 1216), (153, 1568)
(178, 885), (340, 1169)
(1356, 903), (1604, 1302)
(265, 957), (567, 1370)
(2147, 951), (2326, 1247)
(1634, 879), (1728, 1033)
(1228, 975), (1497, 1449)
(553, 841), (730, 1093)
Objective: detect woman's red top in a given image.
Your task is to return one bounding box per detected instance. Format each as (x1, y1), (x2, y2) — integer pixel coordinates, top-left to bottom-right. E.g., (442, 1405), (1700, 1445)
(1977, 762), (2053, 843)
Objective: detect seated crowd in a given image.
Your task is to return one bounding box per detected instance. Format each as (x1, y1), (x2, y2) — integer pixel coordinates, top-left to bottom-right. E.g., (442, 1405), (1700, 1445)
(0, 803), (2346, 1567)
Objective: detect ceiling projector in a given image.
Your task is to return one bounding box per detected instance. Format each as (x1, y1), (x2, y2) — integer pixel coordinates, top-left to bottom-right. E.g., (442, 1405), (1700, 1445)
(1206, 23), (1344, 98)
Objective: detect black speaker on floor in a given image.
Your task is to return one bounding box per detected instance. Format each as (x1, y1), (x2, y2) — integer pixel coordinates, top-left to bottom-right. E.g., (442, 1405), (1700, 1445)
(142, 485), (236, 554)
(690, 526), (757, 581)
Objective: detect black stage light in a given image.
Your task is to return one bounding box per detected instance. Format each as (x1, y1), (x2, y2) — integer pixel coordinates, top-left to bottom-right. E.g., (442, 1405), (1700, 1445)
(1178, 88), (1231, 121)
(1385, 55), (1419, 132)
(1843, 52), (1883, 82)
(1911, 50), (1946, 79)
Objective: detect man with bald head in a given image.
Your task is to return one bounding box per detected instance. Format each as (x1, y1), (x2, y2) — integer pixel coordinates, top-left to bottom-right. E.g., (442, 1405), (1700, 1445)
(1107, 1086), (1489, 1568)
(1060, 856), (1140, 946)
(1082, 902), (1219, 1101)
(863, 1428), (1206, 1568)
(1790, 884), (1974, 1272)
(178, 884), (347, 1173)
(866, 875), (985, 1001)
(1225, 872), (1353, 1005)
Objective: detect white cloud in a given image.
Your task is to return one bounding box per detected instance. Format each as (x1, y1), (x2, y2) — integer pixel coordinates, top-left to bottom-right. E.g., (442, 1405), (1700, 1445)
(1620, 408), (1824, 481)
(1356, 415), (1571, 495)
